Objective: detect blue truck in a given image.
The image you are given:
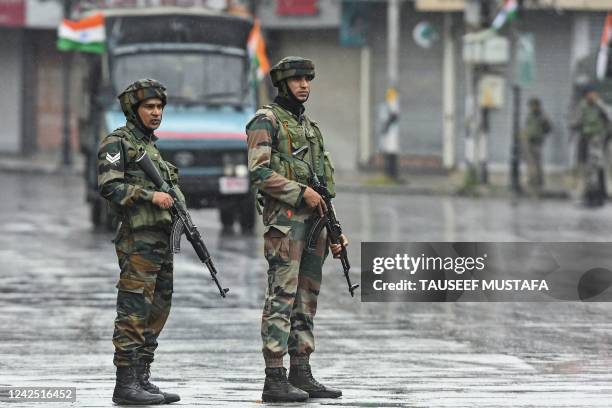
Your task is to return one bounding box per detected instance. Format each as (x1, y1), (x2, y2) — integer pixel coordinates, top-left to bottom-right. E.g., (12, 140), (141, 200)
(79, 7), (255, 232)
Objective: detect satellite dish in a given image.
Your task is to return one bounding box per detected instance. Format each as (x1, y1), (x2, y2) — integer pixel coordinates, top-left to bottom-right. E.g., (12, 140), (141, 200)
(413, 21), (438, 49)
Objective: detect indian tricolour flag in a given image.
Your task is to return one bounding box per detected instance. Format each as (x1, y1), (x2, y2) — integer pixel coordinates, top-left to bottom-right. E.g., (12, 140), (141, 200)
(247, 18), (271, 83)
(57, 13), (105, 54)
(596, 13), (612, 81)
(491, 0), (518, 31)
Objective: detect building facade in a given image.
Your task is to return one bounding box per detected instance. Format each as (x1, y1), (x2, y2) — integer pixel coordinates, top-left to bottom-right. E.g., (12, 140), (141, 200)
(1, 0), (610, 176)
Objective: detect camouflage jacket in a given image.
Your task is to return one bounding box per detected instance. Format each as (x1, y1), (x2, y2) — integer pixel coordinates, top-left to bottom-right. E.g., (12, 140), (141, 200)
(97, 121), (185, 231)
(522, 112), (551, 144)
(246, 102), (335, 228)
(573, 100), (609, 139)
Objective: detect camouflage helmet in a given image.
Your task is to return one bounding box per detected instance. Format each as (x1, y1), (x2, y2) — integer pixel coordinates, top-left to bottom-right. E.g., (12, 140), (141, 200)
(118, 78), (167, 123)
(270, 56), (315, 87)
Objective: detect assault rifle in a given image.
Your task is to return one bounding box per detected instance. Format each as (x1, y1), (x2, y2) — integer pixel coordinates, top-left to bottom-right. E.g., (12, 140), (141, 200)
(136, 151), (229, 298)
(289, 146), (359, 297)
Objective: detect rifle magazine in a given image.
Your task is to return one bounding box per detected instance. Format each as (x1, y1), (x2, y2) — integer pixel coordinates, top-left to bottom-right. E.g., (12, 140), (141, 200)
(306, 217), (326, 253)
(171, 218), (185, 254)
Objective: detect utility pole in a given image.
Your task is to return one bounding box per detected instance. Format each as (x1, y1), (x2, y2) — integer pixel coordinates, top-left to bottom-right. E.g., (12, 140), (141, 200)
(509, 1), (523, 194)
(382, 0), (400, 180)
(61, 0), (73, 167)
(475, 0), (493, 185)
(480, 104), (490, 183)
(510, 83), (521, 193)
(463, 0), (481, 185)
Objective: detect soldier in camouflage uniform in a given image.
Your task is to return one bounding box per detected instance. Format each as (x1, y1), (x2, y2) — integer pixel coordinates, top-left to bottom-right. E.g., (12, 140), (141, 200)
(572, 86), (610, 207)
(246, 57), (347, 402)
(98, 79), (183, 405)
(521, 98), (551, 195)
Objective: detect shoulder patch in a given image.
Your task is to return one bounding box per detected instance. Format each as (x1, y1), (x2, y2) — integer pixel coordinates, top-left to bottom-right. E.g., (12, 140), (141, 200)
(247, 108), (278, 131)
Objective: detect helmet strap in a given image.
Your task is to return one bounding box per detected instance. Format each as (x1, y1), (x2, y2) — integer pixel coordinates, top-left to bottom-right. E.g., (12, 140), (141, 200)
(131, 102), (155, 136)
(278, 80), (290, 98)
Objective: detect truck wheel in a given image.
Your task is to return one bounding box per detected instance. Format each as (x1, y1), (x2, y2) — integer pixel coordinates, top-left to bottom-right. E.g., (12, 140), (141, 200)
(239, 194), (256, 234)
(219, 206), (235, 231)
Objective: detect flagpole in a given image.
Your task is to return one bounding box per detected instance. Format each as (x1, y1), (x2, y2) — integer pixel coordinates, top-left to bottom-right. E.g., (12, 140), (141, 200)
(61, 0), (73, 167)
(509, 0), (522, 194)
(384, 0), (400, 181)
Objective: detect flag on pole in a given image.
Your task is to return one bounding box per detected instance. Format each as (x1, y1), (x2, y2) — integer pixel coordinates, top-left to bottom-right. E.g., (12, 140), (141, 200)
(57, 13), (105, 54)
(491, 0), (518, 31)
(247, 18), (271, 83)
(596, 12), (612, 81)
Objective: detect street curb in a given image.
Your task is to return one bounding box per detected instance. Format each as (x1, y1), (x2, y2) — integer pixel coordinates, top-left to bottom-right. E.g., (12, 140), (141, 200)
(336, 182), (570, 200)
(1, 159), (571, 200)
(335, 183), (454, 196)
(0, 160), (83, 176)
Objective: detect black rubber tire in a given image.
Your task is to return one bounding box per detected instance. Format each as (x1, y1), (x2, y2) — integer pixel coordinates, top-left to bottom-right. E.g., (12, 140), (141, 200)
(239, 194), (256, 233)
(219, 206), (235, 229)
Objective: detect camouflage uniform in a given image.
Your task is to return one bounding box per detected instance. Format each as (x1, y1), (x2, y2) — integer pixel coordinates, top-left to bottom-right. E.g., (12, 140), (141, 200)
(521, 102), (551, 193)
(246, 59), (336, 369)
(573, 98), (610, 205)
(98, 79), (185, 368)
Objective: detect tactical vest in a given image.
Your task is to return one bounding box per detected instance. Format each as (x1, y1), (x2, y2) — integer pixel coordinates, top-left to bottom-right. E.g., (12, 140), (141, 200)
(110, 127), (183, 230)
(259, 103), (336, 197)
(580, 103), (606, 138)
(524, 114), (550, 143)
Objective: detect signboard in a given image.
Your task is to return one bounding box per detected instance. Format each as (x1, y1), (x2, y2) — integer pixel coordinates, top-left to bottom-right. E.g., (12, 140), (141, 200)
(417, 0), (612, 11)
(25, 0), (61, 28)
(413, 21), (438, 49)
(416, 0), (465, 11)
(0, 0), (24, 27)
(463, 30), (509, 64)
(258, 0), (339, 29)
(276, 0), (318, 16)
(24, 0), (247, 29)
(478, 75), (505, 108)
(340, 0), (368, 47)
(79, 0), (227, 11)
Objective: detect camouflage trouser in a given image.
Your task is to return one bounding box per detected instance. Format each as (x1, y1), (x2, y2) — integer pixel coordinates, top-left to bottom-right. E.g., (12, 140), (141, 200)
(261, 219), (328, 367)
(112, 226), (173, 367)
(524, 141), (544, 192)
(582, 134), (607, 203)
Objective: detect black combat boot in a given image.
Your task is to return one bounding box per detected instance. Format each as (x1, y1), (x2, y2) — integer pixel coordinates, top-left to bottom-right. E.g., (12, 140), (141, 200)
(288, 363), (342, 399)
(112, 366), (165, 405)
(262, 367), (309, 402)
(135, 361), (181, 404)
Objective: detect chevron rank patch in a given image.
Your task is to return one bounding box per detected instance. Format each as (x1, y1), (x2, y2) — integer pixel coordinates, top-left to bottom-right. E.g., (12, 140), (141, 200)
(106, 152), (120, 165)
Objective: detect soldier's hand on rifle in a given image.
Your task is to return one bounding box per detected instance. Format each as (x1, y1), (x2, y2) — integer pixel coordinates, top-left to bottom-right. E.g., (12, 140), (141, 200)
(330, 234), (349, 258)
(303, 186), (327, 217)
(152, 192), (174, 209)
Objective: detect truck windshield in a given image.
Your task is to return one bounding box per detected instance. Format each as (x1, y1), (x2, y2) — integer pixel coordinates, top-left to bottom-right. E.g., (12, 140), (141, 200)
(113, 52), (247, 106)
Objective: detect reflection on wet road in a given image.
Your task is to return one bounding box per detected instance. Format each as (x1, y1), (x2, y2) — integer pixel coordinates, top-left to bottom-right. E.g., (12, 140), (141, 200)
(1, 172), (612, 407)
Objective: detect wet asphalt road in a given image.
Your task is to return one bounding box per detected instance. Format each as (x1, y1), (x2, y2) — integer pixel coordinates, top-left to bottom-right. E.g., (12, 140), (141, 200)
(2, 171), (612, 407)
